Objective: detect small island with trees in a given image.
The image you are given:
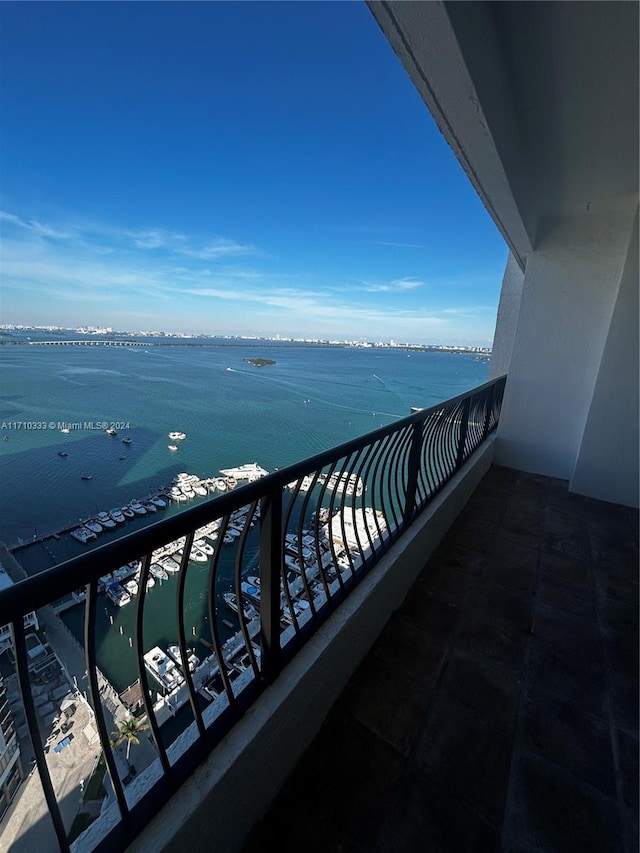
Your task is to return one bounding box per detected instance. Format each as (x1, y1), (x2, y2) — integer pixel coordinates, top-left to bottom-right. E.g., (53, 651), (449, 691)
(243, 357), (276, 367)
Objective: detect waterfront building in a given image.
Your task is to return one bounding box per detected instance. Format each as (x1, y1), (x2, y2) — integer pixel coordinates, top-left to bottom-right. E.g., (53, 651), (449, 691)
(0, 567), (38, 658)
(0, 678), (23, 821)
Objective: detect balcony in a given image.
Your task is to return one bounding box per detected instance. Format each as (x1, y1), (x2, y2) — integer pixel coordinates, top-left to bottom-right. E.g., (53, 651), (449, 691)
(242, 466), (639, 853)
(0, 378), (506, 852)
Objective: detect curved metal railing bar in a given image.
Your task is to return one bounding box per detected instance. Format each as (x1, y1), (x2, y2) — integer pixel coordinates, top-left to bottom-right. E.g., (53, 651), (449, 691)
(134, 552), (172, 777)
(206, 514), (237, 707)
(12, 617), (71, 852)
(85, 579), (131, 820)
(176, 532), (205, 741)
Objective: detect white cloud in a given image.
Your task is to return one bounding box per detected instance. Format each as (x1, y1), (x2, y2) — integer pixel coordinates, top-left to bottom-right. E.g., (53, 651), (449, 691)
(374, 241), (425, 249)
(0, 207), (499, 344)
(0, 210), (73, 240)
(360, 276), (425, 293)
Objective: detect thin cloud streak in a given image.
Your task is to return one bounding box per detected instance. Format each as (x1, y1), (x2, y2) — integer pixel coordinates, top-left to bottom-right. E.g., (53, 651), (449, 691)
(374, 241), (425, 249)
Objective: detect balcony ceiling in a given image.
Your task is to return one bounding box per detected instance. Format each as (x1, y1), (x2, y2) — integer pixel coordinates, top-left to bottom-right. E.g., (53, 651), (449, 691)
(368, 1), (639, 265)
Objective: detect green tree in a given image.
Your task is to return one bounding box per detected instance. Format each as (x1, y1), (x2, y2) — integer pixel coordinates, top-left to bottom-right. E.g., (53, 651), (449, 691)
(110, 716), (149, 769)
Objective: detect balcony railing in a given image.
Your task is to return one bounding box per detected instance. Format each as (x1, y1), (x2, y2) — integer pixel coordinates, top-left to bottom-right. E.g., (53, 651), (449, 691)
(0, 376), (505, 852)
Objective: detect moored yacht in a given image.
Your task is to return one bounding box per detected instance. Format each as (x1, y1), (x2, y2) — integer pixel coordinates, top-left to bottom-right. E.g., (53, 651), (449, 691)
(97, 512), (116, 529)
(123, 579), (139, 596)
(109, 508), (126, 523)
(167, 643), (200, 674)
(223, 592), (259, 622)
(143, 646), (183, 692)
(149, 564), (168, 581)
(106, 582), (131, 607)
(219, 462), (269, 481)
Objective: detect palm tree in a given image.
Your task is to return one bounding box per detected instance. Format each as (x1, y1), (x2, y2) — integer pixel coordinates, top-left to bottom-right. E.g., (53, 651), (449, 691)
(110, 716), (149, 771)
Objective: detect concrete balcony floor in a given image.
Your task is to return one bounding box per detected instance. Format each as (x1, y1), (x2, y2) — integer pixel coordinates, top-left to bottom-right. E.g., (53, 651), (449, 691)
(242, 465), (639, 853)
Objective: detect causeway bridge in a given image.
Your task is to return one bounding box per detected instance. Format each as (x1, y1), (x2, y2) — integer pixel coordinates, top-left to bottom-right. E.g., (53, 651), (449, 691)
(25, 339), (146, 347)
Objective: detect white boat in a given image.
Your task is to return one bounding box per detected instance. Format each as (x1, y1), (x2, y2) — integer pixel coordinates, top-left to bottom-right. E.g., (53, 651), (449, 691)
(144, 647), (183, 692)
(189, 548), (208, 563)
(168, 444), (178, 451)
(219, 462), (269, 481)
(223, 592), (259, 622)
(150, 564), (168, 580)
(106, 582), (131, 607)
(97, 512), (116, 529)
(59, 426), (70, 434)
(85, 520), (103, 534)
(129, 502), (147, 516)
(167, 644), (200, 674)
(223, 533), (234, 545)
(122, 436), (133, 444)
(168, 431), (186, 440)
(193, 483), (207, 497)
(143, 501), (158, 513)
(194, 539), (214, 556)
(150, 496), (167, 508)
(70, 527), (96, 543)
(159, 556), (180, 574)
(124, 579), (139, 596)
(326, 471), (365, 497)
(169, 488), (187, 502)
(109, 508), (126, 523)
(105, 427), (118, 436)
(121, 506), (135, 519)
(215, 478), (227, 491)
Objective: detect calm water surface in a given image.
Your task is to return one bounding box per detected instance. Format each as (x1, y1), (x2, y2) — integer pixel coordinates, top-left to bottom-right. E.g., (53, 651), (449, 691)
(0, 338), (488, 695)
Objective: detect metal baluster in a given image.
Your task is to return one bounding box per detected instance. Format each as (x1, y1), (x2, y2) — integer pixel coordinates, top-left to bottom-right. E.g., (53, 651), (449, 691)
(259, 486), (283, 684)
(13, 618), (71, 853)
(85, 579), (131, 825)
(176, 532), (206, 740)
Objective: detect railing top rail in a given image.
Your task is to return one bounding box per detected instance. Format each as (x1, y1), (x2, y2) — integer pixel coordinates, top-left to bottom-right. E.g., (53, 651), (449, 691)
(0, 376), (505, 622)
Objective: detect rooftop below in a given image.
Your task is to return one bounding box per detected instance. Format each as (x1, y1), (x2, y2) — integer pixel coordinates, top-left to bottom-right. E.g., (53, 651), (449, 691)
(242, 465), (639, 852)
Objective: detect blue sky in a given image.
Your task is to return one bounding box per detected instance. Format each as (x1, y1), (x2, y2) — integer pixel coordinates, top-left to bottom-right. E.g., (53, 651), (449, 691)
(0, 2), (507, 345)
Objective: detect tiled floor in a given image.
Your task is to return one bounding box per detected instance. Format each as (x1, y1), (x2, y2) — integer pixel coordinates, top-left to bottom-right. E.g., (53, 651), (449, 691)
(242, 466), (639, 853)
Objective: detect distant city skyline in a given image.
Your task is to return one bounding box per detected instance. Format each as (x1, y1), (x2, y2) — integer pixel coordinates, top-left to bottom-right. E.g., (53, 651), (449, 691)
(0, 323), (492, 351)
(0, 2), (507, 346)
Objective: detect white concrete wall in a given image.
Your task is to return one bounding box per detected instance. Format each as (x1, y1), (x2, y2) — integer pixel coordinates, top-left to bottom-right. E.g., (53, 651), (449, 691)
(571, 209), (639, 506)
(489, 252), (525, 380)
(122, 440), (496, 853)
(493, 209), (637, 487)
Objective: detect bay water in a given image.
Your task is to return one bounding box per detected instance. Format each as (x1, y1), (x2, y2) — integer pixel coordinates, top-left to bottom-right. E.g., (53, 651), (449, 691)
(0, 338), (488, 696)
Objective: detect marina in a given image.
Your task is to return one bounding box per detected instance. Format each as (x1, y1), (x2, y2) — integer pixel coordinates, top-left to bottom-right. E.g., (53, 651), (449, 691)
(1, 339), (488, 737)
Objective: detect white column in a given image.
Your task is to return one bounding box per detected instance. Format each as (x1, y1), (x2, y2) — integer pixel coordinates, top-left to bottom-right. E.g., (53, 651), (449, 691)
(571, 208), (639, 506)
(493, 209), (636, 486)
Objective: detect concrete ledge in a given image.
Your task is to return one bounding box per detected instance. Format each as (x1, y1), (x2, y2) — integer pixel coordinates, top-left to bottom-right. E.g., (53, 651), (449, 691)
(126, 437), (496, 853)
